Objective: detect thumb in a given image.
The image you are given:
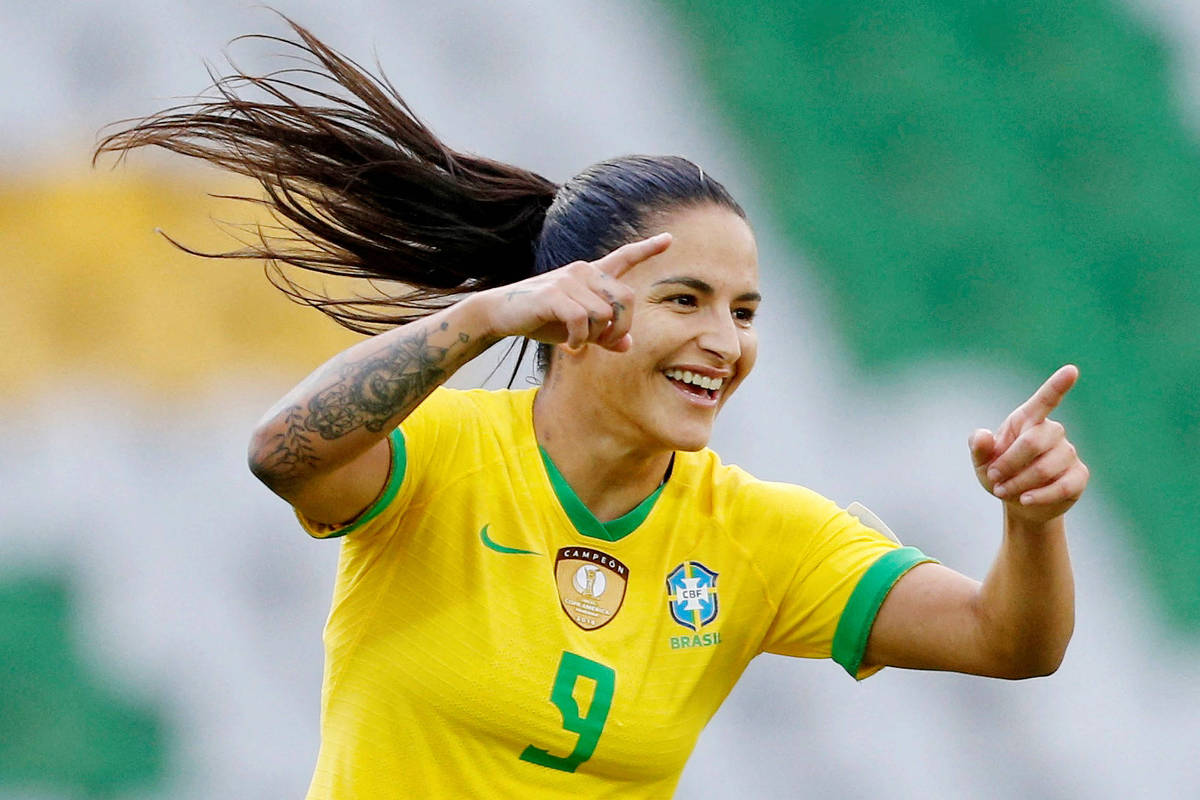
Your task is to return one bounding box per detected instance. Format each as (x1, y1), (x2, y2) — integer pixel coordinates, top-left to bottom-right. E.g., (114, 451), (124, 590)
(969, 428), (996, 470)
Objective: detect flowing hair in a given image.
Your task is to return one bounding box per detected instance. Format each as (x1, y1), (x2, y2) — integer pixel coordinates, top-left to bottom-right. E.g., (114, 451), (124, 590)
(94, 16), (746, 377)
(94, 16), (558, 335)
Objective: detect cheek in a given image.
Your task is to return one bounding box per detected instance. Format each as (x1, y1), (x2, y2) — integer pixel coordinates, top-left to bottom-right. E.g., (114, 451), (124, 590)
(586, 339), (656, 382)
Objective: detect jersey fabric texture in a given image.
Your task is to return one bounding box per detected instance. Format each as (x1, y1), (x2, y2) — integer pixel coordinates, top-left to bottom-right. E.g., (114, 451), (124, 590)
(297, 388), (935, 799)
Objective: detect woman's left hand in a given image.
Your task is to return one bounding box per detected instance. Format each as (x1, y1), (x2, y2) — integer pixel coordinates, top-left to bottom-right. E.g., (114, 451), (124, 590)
(968, 365), (1090, 524)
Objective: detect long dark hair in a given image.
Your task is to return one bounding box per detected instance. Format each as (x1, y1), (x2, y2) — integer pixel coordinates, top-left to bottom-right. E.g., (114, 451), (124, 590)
(94, 17), (745, 370)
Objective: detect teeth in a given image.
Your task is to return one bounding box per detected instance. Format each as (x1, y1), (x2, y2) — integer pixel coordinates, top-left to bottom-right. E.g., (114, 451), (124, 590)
(665, 369), (724, 392)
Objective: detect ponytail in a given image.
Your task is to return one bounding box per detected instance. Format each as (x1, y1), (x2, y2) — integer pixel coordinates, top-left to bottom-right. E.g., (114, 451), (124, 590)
(94, 17), (558, 334)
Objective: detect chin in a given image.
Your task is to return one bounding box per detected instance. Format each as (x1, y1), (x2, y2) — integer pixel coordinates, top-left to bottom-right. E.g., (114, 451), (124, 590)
(662, 426), (713, 453)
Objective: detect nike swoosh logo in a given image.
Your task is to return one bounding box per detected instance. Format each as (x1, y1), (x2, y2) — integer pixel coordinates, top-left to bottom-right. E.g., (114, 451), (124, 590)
(479, 524), (539, 555)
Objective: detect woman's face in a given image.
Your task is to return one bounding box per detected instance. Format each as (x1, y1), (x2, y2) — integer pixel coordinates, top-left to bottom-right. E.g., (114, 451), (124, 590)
(565, 203), (760, 453)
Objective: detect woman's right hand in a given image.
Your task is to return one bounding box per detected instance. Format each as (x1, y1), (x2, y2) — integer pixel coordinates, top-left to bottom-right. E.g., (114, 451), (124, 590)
(477, 233), (671, 351)
(248, 232), (670, 525)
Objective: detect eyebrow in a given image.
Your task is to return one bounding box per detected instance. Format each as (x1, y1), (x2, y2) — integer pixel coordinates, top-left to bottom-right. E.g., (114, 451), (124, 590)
(652, 276), (762, 303)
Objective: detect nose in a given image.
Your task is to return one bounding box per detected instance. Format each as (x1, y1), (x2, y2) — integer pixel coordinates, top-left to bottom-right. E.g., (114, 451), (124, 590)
(696, 308), (742, 363)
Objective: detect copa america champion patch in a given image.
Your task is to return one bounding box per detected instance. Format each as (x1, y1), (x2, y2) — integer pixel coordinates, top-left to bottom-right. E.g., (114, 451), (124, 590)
(666, 561), (719, 631)
(554, 547), (629, 630)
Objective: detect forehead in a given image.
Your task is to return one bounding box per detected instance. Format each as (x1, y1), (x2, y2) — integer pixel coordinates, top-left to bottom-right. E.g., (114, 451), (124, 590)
(630, 205), (759, 291)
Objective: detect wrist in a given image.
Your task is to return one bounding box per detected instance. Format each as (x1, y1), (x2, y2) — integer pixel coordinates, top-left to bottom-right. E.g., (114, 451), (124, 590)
(1003, 505), (1065, 539)
(457, 290), (503, 344)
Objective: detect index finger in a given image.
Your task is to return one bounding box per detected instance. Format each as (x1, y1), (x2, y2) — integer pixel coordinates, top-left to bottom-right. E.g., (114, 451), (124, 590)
(596, 233), (672, 278)
(1009, 364), (1079, 430)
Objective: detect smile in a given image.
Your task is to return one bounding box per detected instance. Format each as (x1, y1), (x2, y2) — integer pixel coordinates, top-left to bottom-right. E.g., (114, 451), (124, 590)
(663, 368), (723, 403)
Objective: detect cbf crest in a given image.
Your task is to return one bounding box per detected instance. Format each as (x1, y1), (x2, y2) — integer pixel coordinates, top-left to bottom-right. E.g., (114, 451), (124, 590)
(555, 547), (630, 630)
(666, 561), (719, 631)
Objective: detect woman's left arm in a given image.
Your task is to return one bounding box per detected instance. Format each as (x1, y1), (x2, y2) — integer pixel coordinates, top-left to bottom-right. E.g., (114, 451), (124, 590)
(862, 365), (1089, 679)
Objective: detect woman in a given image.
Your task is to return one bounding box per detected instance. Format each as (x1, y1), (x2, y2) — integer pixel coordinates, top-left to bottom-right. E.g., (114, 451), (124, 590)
(98, 19), (1088, 799)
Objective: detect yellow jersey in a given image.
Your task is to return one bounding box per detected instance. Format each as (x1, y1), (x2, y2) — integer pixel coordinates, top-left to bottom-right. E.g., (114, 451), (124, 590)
(298, 388), (933, 799)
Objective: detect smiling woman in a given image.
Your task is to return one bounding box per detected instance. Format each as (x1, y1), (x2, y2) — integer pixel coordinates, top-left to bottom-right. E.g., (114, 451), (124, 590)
(533, 204), (760, 483)
(96, 16), (1088, 800)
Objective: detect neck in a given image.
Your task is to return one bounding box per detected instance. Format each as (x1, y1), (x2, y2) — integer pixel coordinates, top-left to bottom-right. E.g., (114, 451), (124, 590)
(533, 380), (673, 523)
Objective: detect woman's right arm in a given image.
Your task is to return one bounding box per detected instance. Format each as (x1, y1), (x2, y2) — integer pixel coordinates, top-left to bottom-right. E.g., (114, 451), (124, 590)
(247, 233), (668, 526)
(247, 293), (500, 525)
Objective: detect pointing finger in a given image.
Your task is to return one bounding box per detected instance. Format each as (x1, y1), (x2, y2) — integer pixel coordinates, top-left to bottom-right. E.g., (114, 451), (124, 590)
(597, 233), (672, 278)
(1014, 364), (1078, 427)
(995, 365), (1078, 451)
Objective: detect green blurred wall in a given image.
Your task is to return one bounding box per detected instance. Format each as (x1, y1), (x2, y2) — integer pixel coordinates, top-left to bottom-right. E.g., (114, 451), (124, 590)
(0, 575), (165, 797)
(661, 0), (1200, 629)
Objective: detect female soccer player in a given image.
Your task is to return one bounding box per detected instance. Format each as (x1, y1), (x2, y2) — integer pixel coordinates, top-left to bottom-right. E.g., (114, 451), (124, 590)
(98, 20), (1088, 799)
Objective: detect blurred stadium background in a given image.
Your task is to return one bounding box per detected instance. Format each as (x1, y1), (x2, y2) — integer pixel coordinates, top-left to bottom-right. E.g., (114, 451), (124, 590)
(3, 0), (1199, 797)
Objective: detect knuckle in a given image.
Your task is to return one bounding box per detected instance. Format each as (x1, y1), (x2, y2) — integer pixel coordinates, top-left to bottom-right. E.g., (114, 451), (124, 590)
(1026, 427), (1050, 447)
(1010, 445), (1033, 466)
(548, 294), (572, 315)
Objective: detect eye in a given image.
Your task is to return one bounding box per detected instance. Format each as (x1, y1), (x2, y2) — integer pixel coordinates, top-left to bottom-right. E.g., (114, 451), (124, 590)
(733, 306), (757, 323)
(665, 294), (698, 308)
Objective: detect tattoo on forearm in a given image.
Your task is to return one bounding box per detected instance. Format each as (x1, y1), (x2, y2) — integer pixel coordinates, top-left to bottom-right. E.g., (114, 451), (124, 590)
(304, 327), (471, 440)
(256, 405), (321, 487)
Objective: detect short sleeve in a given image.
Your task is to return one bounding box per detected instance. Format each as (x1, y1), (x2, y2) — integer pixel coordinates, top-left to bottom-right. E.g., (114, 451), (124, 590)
(828, 546), (933, 678)
(753, 487), (935, 679)
(294, 387), (477, 540)
(296, 428), (407, 539)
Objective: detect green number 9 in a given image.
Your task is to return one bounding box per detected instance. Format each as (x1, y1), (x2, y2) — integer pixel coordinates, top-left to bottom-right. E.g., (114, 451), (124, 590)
(519, 651), (615, 773)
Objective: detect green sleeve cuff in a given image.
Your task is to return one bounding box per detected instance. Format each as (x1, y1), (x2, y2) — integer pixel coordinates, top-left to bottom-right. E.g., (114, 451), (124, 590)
(315, 428), (407, 539)
(831, 546), (937, 679)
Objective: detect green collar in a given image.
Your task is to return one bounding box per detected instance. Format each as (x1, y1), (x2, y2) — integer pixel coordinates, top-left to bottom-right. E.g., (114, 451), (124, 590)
(539, 446), (667, 542)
